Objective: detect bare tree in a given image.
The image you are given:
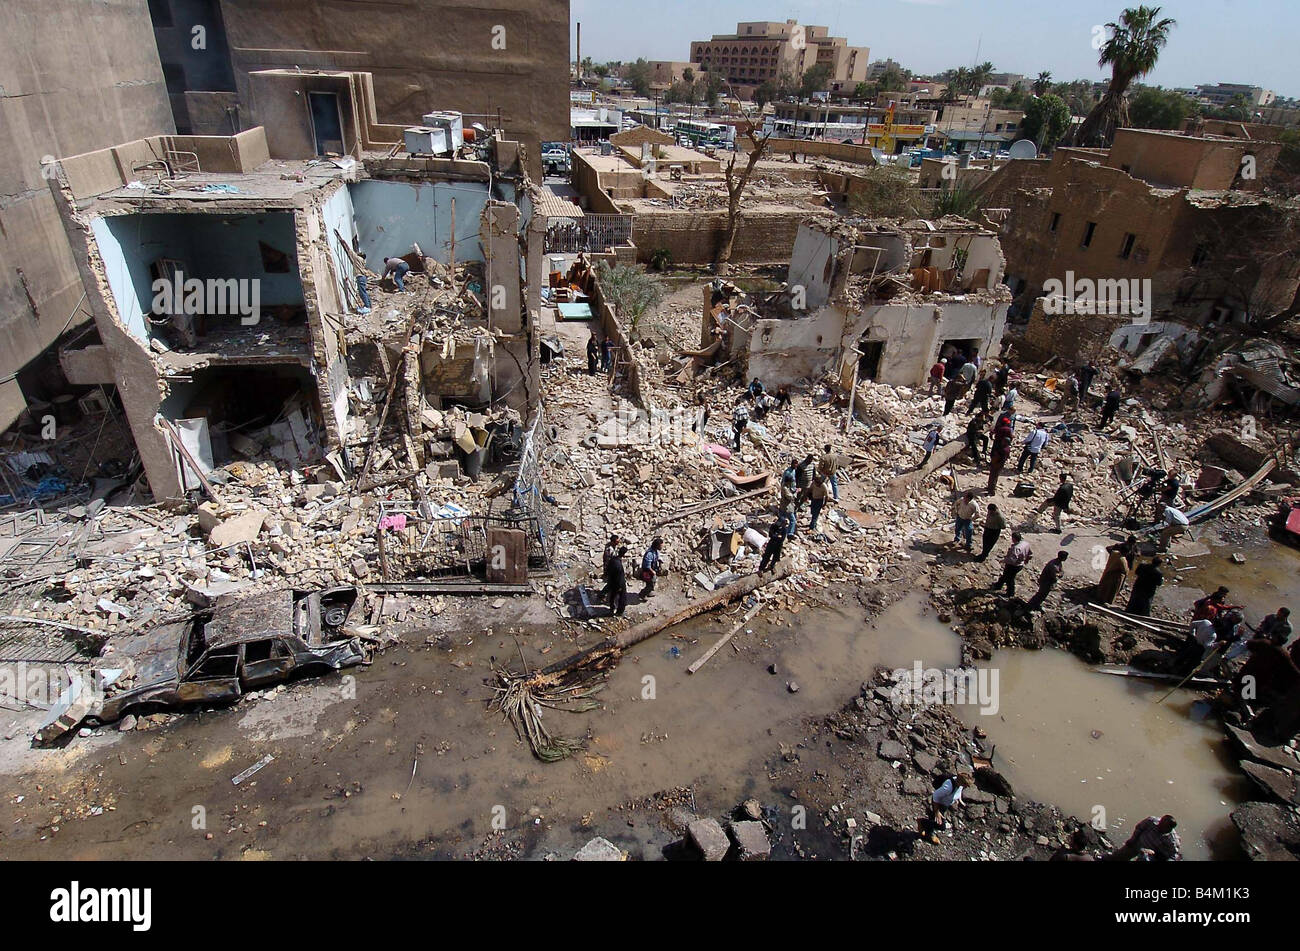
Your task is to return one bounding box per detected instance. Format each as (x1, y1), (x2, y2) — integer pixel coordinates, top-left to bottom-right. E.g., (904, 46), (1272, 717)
(717, 131), (772, 273)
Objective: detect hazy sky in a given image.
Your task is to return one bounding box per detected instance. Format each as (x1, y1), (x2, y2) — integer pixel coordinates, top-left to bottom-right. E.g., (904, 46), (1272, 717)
(569, 0), (1297, 98)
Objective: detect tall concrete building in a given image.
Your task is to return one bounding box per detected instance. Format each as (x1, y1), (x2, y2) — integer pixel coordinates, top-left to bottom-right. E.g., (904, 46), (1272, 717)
(0, 0), (175, 429)
(689, 19), (868, 93)
(145, 0), (570, 177)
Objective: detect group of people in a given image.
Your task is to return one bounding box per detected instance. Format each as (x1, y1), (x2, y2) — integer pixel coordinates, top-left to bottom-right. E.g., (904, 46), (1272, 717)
(586, 332), (614, 376)
(920, 770), (1182, 860)
(599, 535), (664, 616)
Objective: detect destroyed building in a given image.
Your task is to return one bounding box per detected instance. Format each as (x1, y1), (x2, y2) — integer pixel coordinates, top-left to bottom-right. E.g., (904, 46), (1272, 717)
(724, 217), (1011, 388)
(978, 128), (1300, 363)
(44, 124), (544, 501)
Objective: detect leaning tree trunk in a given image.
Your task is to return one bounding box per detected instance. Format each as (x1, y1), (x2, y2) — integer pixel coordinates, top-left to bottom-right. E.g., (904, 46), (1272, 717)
(540, 562), (794, 676)
(1075, 75), (1131, 148)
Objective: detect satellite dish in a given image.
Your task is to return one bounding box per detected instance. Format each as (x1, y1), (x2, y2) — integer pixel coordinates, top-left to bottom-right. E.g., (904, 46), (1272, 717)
(1008, 139), (1038, 159)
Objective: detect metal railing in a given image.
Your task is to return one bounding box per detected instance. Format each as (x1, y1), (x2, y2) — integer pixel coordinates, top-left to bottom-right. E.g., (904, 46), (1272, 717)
(545, 213), (634, 253)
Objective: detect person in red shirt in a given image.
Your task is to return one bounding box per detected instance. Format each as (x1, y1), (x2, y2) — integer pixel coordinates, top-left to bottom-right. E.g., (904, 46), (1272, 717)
(928, 358), (947, 396)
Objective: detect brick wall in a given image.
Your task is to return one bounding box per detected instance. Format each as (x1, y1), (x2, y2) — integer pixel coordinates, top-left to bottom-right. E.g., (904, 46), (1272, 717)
(631, 208), (827, 265)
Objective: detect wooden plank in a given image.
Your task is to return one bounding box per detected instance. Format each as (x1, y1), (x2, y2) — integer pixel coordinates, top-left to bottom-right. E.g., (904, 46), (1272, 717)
(652, 485), (771, 530)
(1092, 664), (1225, 688)
(485, 527), (528, 583)
(688, 601), (764, 674)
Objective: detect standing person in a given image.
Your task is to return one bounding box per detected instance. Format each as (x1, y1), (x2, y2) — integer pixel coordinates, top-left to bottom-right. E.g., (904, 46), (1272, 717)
(1017, 424), (1050, 473)
(808, 473), (832, 534)
(994, 363), (1010, 396)
(1027, 551), (1069, 611)
(965, 412), (989, 466)
(976, 503), (1006, 562)
(355, 255), (372, 313)
(1001, 385), (1019, 412)
(952, 491), (978, 551)
(601, 534), (621, 594)
(606, 546), (628, 616)
(956, 358), (977, 388)
(969, 375), (993, 415)
(639, 538), (663, 600)
(1094, 536), (1137, 605)
(601, 336), (614, 372)
(778, 471), (799, 539)
(928, 358), (947, 396)
(987, 422), (1012, 495)
(586, 333), (599, 375)
(990, 532), (1033, 597)
(1079, 361), (1098, 400)
(1106, 815), (1181, 862)
(1099, 386), (1122, 428)
(792, 453), (815, 534)
(1036, 472), (1075, 533)
(758, 519), (786, 574)
(731, 404), (749, 451)
(1126, 557), (1165, 617)
(817, 444), (841, 501)
(1062, 373), (1080, 411)
(942, 375), (964, 416)
(920, 426), (942, 468)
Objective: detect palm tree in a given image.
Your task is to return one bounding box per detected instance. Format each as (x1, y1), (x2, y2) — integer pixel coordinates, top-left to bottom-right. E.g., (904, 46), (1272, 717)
(1075, 5), (1176, 147)
(972, 62), (995, 92)
(1033, 71), (1053, 96)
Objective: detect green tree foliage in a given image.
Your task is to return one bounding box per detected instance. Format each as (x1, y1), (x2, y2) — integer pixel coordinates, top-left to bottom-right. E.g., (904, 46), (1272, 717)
(1019, 94), (1072, 149)
(625, 58), (652, 97)
(847, 166), (931, 218)
(1127, 86), (1193, 129)
(1033, 71), (1053, 96)
(1076, 5), (1177, 146)
(800, 64), (833, 99)
(597, 262), (662, 337)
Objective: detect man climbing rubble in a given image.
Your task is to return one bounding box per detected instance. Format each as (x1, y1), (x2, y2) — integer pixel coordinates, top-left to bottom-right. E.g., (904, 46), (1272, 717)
(1099, 385), (1122, 429)
(759, 519), (786, 575)
(928, 358), (947, 396)
(1017, 424), (1050, 474)
(989, 532), (1033, 597)
(1034, 472), (1074, 534)
(1106, 815), (1181, 862)
(1026, 551), (1068, 612)
(381, 256), (411, 291)
(920, 426), (942, 468)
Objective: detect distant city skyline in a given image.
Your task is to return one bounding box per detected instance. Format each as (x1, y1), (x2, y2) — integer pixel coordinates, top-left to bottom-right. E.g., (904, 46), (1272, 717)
(570, 0), (1298, 100)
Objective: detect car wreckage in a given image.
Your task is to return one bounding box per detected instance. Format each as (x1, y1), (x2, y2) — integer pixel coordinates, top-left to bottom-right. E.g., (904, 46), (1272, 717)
(36, 586), (369, 744)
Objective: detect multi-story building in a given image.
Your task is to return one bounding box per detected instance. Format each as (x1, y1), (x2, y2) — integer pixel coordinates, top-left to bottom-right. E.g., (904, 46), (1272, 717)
(146, 0), (570, 178)
(689, 20), (868, 93)
(0, 0), (175, 431)
(978, 128), (1298, 360)
(1196, 83), (1276, 108)
(646, 61), (705, 93)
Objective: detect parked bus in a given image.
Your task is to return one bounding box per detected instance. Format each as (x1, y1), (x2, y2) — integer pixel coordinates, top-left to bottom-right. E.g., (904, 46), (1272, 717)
(674, 120), (735, 150)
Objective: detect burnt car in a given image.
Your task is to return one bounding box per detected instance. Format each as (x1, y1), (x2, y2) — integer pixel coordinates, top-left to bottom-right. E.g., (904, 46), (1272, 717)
(80, 587), (366, 730)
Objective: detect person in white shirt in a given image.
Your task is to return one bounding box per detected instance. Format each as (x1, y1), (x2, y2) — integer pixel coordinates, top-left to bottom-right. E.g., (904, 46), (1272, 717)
(1017, 426), (1050, 473)
(1157, 505), (1189, 552)
(921, 772), (973, 844)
